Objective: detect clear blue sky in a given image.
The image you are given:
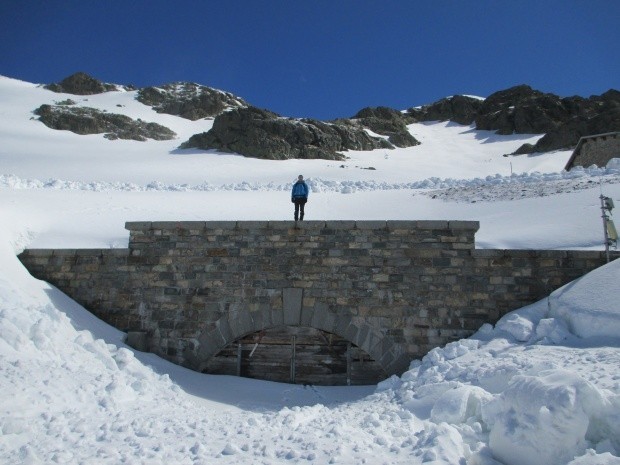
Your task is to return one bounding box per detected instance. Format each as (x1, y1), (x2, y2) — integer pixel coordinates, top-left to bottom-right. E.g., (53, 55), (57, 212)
(1, 0), (618, 120)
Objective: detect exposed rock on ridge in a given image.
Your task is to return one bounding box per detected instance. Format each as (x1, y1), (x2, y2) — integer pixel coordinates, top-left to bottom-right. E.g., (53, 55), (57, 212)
(351, 107), (420, 148)
(34, 104), (176, 141)
(408, 95), (483, 126)
(136, 82), (249, 120)
(180, 106), (398, 160)
(41, 73), (619, 158)
(44, 72), (132, 95)
(408, 85), (620, 154)
(515, 90), (620, 154)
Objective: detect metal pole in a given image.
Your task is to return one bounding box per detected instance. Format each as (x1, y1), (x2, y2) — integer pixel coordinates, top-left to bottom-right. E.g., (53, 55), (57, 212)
(290, 335), (296, 384)
(236, 343), (242, 377)
(346, 342), (351, 386)
(601, 195), (611, 263)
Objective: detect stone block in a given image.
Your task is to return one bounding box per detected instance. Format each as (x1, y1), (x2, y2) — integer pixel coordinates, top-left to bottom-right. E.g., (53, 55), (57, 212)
(204, 221), (238, 230)
(52, 249), (78, 257)
(197, 329), (225, 358)
(125, 221), (152, 231)
(125, 331), (148, 351)
(268, 221), (295, 230)
(386, 220), (418, 230)
(416, 220), (449, 230)
(325, 220), (356, 230)
(77, 249), (104, 256)
(359, 329), (381, 355)
(355, 221), (387, 230)
(216, 318), (233, 344)
(238, 221), (269, 230)
(294, 221), (325, 230)
(448, 220), (480, 231)
(283, 288), (303, 325)
(271, 307), (284, 327)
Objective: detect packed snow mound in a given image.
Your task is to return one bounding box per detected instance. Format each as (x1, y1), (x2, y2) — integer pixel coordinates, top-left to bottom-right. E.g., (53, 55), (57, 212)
(377, 259), (620, 465)
(549, 258), (620, 339)
(2, 164), (619, 200)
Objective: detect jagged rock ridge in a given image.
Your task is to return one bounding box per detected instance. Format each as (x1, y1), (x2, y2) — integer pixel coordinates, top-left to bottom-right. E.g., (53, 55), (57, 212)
(39, 73), (619, 157)
(136, 82), (249, 120)
(180, 106), (399, 161)
(34, 104), (176, 141)
(408, 85), (620, 154)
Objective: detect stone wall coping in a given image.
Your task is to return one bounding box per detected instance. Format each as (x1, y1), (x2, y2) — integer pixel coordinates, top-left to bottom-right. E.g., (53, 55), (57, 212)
(19, 249), (61, 257)
(324, 221), (357, 229)
(448, 221), (480, 231)
(125, 220), (482, 232)
(473, 249), (617, 260)
(19, 248), (130, 258)
(356, 221), (388, 230)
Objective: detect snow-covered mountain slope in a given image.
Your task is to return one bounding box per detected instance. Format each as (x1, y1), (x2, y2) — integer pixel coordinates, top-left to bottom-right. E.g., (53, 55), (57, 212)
(1, 74), (620, 465)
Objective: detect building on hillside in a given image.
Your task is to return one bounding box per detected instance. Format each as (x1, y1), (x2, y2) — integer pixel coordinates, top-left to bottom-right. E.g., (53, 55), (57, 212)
(564, 132), (620, 171)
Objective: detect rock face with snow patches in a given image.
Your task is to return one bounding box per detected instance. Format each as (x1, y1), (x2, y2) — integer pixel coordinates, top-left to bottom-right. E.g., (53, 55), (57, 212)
(36, 73), (620, 157)
(350, 106), (420, 148)
(34, 104), (177, 141)
(180, 106), (397, 160)
(409, 85), (620, 154)
(136, 82), (249, 120)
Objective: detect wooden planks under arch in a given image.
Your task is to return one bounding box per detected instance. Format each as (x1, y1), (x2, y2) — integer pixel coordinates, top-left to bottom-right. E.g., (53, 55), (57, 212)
(202, 326), (387, 386)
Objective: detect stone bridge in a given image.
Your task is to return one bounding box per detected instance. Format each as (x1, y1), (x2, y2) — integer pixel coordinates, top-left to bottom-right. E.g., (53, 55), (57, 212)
(18, 221), (616, 385)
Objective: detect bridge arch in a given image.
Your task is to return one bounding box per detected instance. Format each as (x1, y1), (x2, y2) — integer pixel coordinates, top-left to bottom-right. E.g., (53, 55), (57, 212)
(187, 290), (406, 379)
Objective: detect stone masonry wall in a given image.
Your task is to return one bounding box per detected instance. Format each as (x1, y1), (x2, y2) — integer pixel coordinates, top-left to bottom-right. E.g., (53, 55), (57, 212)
(18, 220), (617, 379)
(577, 132), (620, 168)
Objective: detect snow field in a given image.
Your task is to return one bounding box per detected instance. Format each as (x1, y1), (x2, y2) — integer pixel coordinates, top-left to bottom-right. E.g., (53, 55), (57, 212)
(1, 75), (620, 464)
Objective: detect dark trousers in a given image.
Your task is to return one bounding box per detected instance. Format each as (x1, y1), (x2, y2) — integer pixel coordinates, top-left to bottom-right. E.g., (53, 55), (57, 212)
(294, 198), (307, 221)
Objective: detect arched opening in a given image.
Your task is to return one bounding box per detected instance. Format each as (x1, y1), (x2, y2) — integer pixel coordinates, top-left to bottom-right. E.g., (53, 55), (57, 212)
(202, 326), (387, 385)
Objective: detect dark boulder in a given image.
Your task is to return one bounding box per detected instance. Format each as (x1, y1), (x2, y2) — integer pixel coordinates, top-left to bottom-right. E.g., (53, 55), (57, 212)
(136, 82), (248, 120)
(44, 72), (125, 95)
(180, 106), (394, 160)
(34, 104), (176, 141)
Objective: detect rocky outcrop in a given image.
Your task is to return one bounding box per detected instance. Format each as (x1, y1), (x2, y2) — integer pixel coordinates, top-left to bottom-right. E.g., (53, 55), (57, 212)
(136, 82), (248, 120)
(180, 106), (396, 160)
(34, 104), (176, 141)
(408, 95), (483, 125)
(513, 90), (620, 153)
(407, 85), (620, 154)
(351, 107), (420, 148)
(473, 85), (569, 135)
(44, 72), (130, 95)
(42, 73), (619, 156)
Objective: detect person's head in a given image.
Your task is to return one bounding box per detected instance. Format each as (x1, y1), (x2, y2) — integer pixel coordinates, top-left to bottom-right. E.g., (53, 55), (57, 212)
(298, 175), (304, 181)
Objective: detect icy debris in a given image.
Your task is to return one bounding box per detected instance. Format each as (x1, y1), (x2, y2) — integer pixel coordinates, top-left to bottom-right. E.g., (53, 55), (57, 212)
(2, 164), (619, 200)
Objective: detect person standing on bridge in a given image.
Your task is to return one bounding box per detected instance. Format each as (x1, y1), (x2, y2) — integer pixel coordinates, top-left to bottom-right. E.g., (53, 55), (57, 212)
(291, 175), (310, 221)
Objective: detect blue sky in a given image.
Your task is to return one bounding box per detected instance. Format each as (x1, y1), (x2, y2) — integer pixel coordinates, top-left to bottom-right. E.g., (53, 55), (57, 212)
(1, 0), (618, 120)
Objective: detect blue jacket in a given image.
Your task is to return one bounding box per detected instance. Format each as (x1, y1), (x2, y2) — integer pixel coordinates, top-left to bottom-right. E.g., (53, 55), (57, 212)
(291, 180), (309, 200)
